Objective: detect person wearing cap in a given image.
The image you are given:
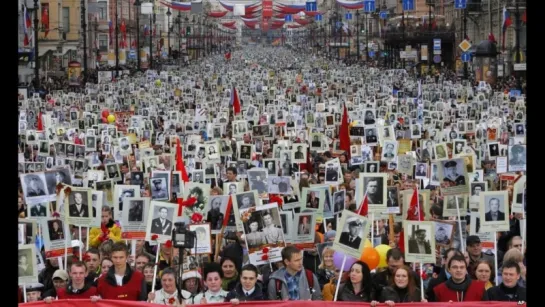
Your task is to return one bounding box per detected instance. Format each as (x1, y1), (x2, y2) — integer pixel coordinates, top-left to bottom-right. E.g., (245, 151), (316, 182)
(151, 178), (168, 199)
(509, 145), (526, 165)
(180, 270), (203, 304)
(442, 160), (466, 186)
(41, 269), (68, 299)
(339, 216), (363, 249)
(225, 264), (265, 303)
(94, 242), (147, 301)
(408, 229), (431, 254)
(294, 146), (304, 160)
(25, 283), (45, 302)
(45, 261), (98, 302)
(466, 235), (495, 280)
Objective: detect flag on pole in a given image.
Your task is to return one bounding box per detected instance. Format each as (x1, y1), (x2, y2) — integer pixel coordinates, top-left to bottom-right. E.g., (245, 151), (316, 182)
(231, 87), (241, 115)
(41, 6), (49, 38)
(339, 103), (351, 159)
(175, 138), (190, 217)
(357, 193), (369, 216)
(37, 112), (43, 131)
(223, 196), (233, 227)
(502, 6), (512, 51)
(23, 5), (31, 46)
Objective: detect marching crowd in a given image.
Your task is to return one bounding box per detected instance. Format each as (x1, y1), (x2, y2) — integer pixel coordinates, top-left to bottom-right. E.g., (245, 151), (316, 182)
(18, 46), (526, 305)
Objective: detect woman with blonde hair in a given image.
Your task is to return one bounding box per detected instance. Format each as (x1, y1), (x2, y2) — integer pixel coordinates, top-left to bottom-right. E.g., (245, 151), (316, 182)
(316, 247), (337, 288)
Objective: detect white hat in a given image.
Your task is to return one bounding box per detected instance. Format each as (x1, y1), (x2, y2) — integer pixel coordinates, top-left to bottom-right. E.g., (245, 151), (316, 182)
(346, 216), (363, 227)
(71, 240), (83, 248)
(182, 270), (202, 281)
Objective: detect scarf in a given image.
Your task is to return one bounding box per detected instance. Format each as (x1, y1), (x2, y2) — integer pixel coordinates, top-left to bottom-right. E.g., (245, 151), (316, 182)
(222, 273), (238, 291)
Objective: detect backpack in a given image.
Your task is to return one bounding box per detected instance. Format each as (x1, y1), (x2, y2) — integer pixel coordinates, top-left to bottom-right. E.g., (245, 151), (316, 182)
(275, 269), (315, 300)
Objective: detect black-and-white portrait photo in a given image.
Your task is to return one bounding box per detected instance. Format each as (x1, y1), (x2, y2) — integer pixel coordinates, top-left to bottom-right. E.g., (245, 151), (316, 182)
(434, 221), (454, 246)
(415, 163), (428, 178)
(404, 221), (435, 263)
(21, 173), (49, 200)
(128, 200), (144, 222)
(362, 174), (386, 210)
(149, 204), (174, 236)
(68, 190), (91, 218)
(508, 145), (526, 171)
(106, 163), (121, 181)
(440, 158), (468, 195)
(382, 141), (397, 160)
(479, 191), (509, 232)
(333, 211), (370, 259)
(235, 191), (257, 210)
(150, 177), (169, 200)
(332, 190), (346, 214)
(239, 144), (252, 160)
(206, 195), (229, 232)
(264, 159), (277, 175)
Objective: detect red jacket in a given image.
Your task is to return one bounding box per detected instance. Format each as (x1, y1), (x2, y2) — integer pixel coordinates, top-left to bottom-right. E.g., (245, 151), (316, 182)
(57, 286), (98, 299)
(433, 279), (486, 302)
(97, 266), (147, 301)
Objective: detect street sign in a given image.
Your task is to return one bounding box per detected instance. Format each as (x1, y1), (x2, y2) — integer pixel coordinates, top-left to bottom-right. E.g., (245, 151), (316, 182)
(459, 39), (472, 52)
(461, 52), (471, 62)
(514, 63), (526, 71)
(402, 0), (415, 11)
(368, 51), (375, 57)
(345, 13), (352, 20)
(364, 0), (375, 13)
(433, 55), (441, 63)
(433, 39), (441, 50)
(379, 11), (388, 19)
(454, 0), (467, 9)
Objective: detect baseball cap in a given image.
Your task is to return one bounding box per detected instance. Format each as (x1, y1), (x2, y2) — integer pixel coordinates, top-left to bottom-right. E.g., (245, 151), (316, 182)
(466, 235), (481, 245)
(52, 269), (69, 281)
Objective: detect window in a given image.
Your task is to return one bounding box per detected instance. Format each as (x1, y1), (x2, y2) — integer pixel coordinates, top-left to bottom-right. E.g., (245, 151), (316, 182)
(98, 34), (108, 51)
(98, 1), (107, 20)
(62, 7), (70, 32)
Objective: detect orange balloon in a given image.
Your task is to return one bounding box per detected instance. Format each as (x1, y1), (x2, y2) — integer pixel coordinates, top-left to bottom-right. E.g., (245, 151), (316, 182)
(360, 247), (380, 270)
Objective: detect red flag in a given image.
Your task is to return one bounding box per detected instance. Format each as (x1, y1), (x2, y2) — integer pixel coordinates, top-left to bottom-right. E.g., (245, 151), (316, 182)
(522, 9), (526, 23)
(406, 188), (425, 221)
(176, 138), (190, 217)
(488, 32), (496, 43)
(305, 148), (313, 173)
(339, 103), (350, 159)
(42, 6), (49, 38)
(398, 230), (405, 253)
(224, 52), (231, 60)
(37, 112), (43, 131)
(357, 193), (368, 216)
(232, 87), (241, 115)
(223, 195), (233, 227)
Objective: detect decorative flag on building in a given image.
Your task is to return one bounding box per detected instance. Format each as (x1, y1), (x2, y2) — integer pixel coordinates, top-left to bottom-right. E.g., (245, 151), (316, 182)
(23, 5), (31, 46)
(143, 24), (150, 36)
(502, 6), (512, 51)
(41, 4), (49, 38)
(120, 19), (127, 43)
(109, 20), (113, 46)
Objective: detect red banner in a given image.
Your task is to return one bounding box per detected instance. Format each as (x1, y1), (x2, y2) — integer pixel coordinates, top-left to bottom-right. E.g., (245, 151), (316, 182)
(261, 20), (269, 32)
(20, 299), (521, 307)
(262, 0), (273, 18)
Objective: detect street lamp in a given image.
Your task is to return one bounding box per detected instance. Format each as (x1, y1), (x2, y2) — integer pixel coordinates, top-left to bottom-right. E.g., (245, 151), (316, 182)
(149, 4), (155, 69)
(134, 0), (141, 70)
(32, 0), (40, 87)
(81, 0), (88, 82)
(175, 12), (181, 65)
(356, 10), (360, 61)
(166, 7), (171, 58)
(427, 0), (433, 74)
(115, 0), (119, 76)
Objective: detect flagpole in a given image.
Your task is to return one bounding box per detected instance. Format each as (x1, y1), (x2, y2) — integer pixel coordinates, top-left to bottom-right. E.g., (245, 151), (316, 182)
(454, 196), (465, 252)
(33, 0), (40, 88)
(414, 184), (424, 300)
(333, 255), (347, 302)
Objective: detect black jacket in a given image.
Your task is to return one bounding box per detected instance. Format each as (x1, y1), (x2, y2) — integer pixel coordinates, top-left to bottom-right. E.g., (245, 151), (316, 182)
(426, 267), (448, 301)
(315, 268), (334, 289)
(373, 268), (421, 299)
(224, 282), (265, 302)
(485, 284), (526, 302)
(380, 286), (422, 303)
(337, 283), (376, 302)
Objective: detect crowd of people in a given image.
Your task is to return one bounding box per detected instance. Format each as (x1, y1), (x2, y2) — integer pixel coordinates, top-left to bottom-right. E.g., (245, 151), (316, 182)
(17, 45), (526, 306)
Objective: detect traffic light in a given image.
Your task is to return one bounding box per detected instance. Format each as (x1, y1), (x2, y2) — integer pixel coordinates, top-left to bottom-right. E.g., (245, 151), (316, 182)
(186, 26), (191, 35)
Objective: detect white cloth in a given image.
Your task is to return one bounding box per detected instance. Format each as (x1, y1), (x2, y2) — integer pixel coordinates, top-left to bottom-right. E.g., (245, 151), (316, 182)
(152, 289), (180, 305)
(191, 289), (228, 304)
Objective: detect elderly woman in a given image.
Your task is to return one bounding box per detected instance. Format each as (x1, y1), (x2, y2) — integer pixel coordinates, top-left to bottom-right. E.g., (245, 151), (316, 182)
(148, 268), (182, 305)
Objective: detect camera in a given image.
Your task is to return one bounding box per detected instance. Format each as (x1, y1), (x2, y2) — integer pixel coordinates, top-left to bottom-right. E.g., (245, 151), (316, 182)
(171, 222), (196, 249)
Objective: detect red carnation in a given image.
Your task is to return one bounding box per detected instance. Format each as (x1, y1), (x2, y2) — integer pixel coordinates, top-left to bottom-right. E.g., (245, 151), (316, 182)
(181, 197), (197, 208)
(261, 254), (269, 261)
(164, 240), (173, 248)
(191, 212), (203, 223)
(421, 271), (428, 281)
(52, 212), (60, 218)
(151, 234), (159, 240)
(55, 183), (64, 195)
(168, 297), (176, 304)
(262, 247), (269, 254)
(64, 187), (72, 195)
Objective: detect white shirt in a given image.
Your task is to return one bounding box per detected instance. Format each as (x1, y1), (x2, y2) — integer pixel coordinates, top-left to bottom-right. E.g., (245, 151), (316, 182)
(152, 289), (180, 305)
(191, 289), (228, 304)
(242, 287), (255, 297)
(115, 274), (124, 286)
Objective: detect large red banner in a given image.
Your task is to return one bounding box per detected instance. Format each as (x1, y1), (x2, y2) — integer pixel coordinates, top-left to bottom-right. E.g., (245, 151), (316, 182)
(262, 0), (273, 18)
(20, 299), (522, 307)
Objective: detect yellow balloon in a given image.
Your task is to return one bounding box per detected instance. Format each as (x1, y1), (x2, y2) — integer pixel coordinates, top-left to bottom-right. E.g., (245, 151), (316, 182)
(107, 114), (116, 123)
(364, 239), (372, 248)
(375, 244), (392, 268)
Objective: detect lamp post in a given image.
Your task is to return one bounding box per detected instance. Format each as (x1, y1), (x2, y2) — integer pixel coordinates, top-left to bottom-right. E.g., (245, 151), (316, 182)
(166, 7), (171, 59)
(365, 13), (369, 63)
(134, 0), (141, 70)
(513, 0), (524, 90)
(81, 0), (88, 82)
(149, 6), (155, 69)
(175, 12), (181, 65)
(356, 10), (360, 61)
(33, 0), (40, 87)
(115, 0), (119, 76)
(427, 1), (433, 74)
(463, 7), (468, 79)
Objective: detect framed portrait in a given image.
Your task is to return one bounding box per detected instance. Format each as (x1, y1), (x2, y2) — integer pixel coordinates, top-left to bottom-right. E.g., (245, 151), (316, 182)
(18, 244), (38, 285)
(279, 210), (294, 243)
(262, 159), (278, 176)
(247, 168), (269, 199)
(113, 185), (140, 221)
(433, 220), (455, 247)
(189, 224), (212, 254)
(438, 158), (469, 196)
(20, 173), (53, 205)
(332, 210), (370, 259)
(88, 190), (104, 227)
(27, 202), (50, 219)
(508, 145), (526, 172)
(469, 212), (495, 248)
(181, 182), (210, 224)
(434, 142), (449, 160)
(293, 212), (316, 244)
(331, 189), (346, 215)
(41, 218), (72, 259)
(385, 186), (401, 214)
(291, 144), (307, 163)
(512, 175), (526, 214)
(145, 201), (177, 243)
(64, 188), (93, 226)
(121, 197), (150, 240)
(18, 219), (37, 245)
(267, 176), (292, 195)
(150, 171), (171, 201)
(358, 173), (387, 212)
(232, 190), (260, 231)
(105, 163), (122, 181)
(95, 180), (114, 205)
(206, 195), (232, 234)
(469, 181), (487, 209)
(240, 203), (286, 266)
(300, 187), (325, 212)
(442, 194), (467, 217)
(223, 182), (243, 196)
(403, 221), (436, 263)
(415, 162), (428, 179)
(364, 161), (380, 173)
(479, 190), (510, 232)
